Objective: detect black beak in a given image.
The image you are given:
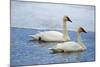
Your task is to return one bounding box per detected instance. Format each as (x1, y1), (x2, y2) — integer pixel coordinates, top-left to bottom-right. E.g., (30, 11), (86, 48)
(80, 27), (87, 33)
(67, 17), (72, 22)
(83, 30), (87, 33)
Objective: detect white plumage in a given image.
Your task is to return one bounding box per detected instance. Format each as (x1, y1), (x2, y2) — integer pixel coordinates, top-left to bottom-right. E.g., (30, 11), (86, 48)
(29, 16), (72, 41)
(49, 41), (86, 52)
(30, 31), (67, 41)
(49, 27), (87, 52)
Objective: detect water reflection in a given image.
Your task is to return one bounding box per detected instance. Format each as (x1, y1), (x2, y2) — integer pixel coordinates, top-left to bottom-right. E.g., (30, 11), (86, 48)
(29, 40), (85, 63)
(29, 40), (62, 48)
(52, 51), (85, 63)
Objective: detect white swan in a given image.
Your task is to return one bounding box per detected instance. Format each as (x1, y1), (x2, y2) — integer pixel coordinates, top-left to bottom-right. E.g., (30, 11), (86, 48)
(29, 16), (72, 41)
(49, 27), (87, 52)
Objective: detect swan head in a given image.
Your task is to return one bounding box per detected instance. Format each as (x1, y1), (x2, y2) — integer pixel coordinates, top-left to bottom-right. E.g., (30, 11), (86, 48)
(63, 16), (72, 22)
(78, 27), (87, 33)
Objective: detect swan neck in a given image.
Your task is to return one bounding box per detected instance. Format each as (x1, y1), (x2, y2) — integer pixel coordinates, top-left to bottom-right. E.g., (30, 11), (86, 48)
(77, 32), (85, 48)
(63, 21), (70, 41)
(77, 32), (82, 43)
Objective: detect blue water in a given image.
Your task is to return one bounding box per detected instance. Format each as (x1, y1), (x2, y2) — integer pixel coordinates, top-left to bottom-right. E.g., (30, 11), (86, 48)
(10, 27), (95, 66)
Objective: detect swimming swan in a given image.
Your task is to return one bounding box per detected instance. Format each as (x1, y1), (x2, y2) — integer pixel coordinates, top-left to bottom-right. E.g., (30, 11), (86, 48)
(29, 16), (72, 41)
(49, 27), (87, 52)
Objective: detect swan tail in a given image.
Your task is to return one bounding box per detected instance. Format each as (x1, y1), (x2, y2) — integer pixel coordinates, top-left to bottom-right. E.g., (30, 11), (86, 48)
(29, 35), (37, 40)
(48, 48), (64, 53)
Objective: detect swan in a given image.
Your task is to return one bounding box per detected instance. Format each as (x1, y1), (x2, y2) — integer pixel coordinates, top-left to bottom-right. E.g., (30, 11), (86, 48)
(29, 16), (72, 41)
(49, 27), (87, 53)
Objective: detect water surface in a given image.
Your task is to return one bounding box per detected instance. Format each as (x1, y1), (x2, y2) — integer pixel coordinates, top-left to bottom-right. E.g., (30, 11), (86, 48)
(10, 27), (95, 66)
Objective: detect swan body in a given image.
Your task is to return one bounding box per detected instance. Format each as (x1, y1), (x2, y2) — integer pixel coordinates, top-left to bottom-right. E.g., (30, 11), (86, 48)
(30, 16), (72, 41)
(49, 27), (87, 52)
(30, 31), (70, 41)
(49, 41), (86, 52)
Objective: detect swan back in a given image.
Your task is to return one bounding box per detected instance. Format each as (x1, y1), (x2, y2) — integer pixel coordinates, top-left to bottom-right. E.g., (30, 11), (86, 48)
(58, 42), (84, 51)
(30, 31), (67, 41)
(49, 41), (86, 52)
(40, 31), (65, 41)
